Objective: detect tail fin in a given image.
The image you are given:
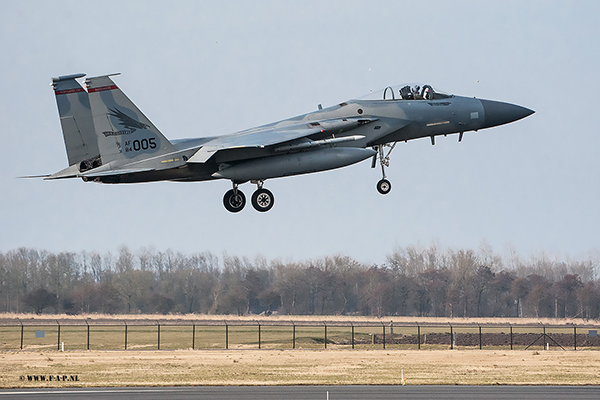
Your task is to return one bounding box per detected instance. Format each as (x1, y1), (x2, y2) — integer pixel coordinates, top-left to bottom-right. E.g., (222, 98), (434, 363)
(52, 73), (101, 171)
(85, 74), (176, 165)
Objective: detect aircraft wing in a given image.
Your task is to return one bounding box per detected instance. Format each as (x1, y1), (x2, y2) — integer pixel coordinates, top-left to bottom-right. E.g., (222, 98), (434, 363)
(188, 116), (377, 163)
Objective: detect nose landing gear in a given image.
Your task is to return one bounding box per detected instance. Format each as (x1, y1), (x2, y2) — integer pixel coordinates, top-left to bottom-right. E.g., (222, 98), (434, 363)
(373, 143), (396, 195)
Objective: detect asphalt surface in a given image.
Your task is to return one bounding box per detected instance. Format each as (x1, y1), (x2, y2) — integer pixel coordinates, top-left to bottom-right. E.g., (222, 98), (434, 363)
(1, 386), (600, 399)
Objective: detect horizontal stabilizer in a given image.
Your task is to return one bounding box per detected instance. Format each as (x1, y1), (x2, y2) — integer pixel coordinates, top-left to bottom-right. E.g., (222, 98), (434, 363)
(43, 164), (155, 180)
(19, 174), (51, 179)
(80, 167), (155, 178)
(44, 164), (81, 180)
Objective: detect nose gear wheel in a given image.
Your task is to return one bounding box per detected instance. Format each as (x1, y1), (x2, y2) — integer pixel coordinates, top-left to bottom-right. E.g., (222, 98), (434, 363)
(377, 179), (391, 195)
(373, 143), (397, 195)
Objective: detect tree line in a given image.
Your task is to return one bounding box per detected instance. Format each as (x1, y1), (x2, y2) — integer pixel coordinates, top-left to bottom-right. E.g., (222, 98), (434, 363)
(1, 245), (599, 319)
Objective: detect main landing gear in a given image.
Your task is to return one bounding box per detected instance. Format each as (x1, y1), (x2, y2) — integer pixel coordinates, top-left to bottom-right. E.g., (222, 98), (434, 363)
(373, 143), (396, 195)
(223, 181), (275, 213)
(223, 186), (246, 213)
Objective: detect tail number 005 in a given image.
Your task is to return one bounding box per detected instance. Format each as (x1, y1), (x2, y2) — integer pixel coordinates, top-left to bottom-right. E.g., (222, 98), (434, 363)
(125, 138), (157, 153)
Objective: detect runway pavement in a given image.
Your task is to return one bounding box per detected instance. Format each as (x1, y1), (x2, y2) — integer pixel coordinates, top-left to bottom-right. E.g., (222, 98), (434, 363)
(1, 385), (600, 399)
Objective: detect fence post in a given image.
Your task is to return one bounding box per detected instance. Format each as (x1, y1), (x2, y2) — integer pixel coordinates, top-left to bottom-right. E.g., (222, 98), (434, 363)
(292, 323), (296, 349)
(258, 323), (261, 350)
(417, 323), (420, 350)
(573, 326), (577, 351)
(19, 319), (23, 350)
(56, 321), (61, 351)
(225, 323), (229, 350)
(382, 323), (386, 349)
(124, 322), (128, 350)
(449, 323), (453, 350)
(86, 320), (90, 350)
(543, 325), (546, 350)
(324, 324), (327, 349)
(478, 324), (482, 350)
(157, 323), (161, 350)
(510, 324), (513, 350)
(192, 324), (196, 350)
(351, 324), (354, 349)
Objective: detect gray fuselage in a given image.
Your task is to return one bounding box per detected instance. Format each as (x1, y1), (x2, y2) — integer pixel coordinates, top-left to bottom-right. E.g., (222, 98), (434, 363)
(109, 94), (515, 184)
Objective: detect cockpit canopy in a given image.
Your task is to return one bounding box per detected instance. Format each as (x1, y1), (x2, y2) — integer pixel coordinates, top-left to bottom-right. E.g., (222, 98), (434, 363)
(360, 84), (452, 101)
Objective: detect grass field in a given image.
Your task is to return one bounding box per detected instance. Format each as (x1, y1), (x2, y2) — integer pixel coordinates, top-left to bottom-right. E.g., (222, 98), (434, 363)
(3, 348), (600, 388)
(3, 314), (600, 388)
(1, 323), (595, 351)
(1, 324), (414, 351)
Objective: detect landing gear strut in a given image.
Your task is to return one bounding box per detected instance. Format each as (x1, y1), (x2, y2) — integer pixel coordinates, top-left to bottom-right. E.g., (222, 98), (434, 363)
(251, 180), (275, 212)
(373, 143), (396, 195)
(223, 183), (246, 213)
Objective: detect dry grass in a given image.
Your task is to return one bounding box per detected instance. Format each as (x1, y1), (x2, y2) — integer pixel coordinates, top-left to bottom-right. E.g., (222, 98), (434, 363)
(2, 348), (600, 388)
(3, 313), (599, 326)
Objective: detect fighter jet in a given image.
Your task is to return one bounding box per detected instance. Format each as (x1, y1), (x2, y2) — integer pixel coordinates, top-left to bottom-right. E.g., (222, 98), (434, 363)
(45, 74), (534, 212)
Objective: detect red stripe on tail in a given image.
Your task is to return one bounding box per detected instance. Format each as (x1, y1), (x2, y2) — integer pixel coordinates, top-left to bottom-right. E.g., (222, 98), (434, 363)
(54, 88), (85, 96)
(87, 85), (118, 93)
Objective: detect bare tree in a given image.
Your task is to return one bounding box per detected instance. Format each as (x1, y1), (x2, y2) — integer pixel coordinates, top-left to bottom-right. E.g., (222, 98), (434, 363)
(22, 287), (56, 314)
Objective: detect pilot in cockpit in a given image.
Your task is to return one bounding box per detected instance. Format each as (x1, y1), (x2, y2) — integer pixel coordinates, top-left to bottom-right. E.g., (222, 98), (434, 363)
(413, 85), (423, 100)
(422, 85), (431, 100)
(399, 85), (413, 100)
(400, 84), (430, 100)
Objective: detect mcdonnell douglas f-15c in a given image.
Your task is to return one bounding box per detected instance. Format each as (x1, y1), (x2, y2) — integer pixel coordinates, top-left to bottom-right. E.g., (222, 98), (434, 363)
(44, 73), (533, 212)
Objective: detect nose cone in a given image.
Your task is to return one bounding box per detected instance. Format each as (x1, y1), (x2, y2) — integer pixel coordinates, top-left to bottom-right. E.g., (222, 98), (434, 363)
(480, 99), (534, 129)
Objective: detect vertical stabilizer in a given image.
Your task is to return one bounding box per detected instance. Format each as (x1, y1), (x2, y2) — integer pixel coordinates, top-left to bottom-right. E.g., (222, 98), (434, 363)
(52, 73), (101, 170)
(85, 75), (176, 165)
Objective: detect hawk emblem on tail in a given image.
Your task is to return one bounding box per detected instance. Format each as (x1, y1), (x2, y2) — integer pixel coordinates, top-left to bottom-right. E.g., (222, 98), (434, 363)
(108, 108), (150, 132)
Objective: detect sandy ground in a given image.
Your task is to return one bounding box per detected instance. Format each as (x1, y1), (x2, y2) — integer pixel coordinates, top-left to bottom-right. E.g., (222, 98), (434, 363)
(2, 348), (600, 388)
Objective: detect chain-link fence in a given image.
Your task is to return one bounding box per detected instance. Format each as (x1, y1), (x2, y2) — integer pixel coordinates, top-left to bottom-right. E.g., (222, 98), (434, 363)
(2, 319), (599, 351)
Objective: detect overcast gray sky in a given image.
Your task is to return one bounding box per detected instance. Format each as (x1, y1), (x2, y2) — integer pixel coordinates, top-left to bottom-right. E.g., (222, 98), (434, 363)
(1, 0), (599, 265)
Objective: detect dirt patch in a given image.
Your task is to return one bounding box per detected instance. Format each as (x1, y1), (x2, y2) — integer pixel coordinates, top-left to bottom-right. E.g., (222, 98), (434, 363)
(367, 333), (600, 348)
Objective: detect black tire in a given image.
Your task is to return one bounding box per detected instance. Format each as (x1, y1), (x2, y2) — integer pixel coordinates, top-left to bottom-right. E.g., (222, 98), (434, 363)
(377, 179), (391, 195)
(251, 188), (275, 212)
(223, 189), (246, 212)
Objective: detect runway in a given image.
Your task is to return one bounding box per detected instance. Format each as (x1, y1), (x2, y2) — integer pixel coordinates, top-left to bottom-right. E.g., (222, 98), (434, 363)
(1, 385), (600, 399)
